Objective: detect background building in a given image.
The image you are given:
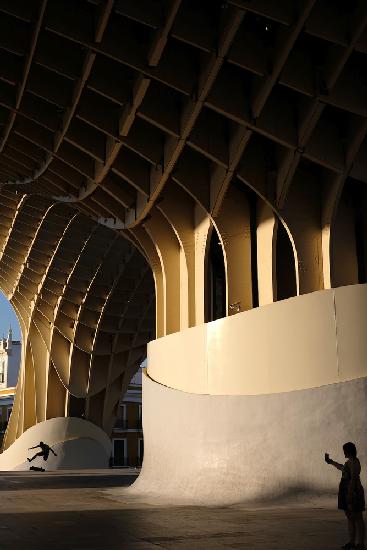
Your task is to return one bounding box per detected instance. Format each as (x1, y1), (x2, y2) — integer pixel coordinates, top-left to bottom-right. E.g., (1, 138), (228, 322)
(0, 324), (144, 460)
(111, 369), (143, 468)
(0, 327), (21, 440)
(0, 327), (21, 389)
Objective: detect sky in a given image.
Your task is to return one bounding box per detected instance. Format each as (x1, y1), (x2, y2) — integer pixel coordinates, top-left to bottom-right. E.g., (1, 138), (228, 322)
(0, 292), (21, 341)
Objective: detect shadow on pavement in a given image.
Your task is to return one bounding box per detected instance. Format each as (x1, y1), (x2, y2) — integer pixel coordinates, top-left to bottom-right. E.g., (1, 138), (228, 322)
(0, 473), (139, 491)
(0, 506), (346, 550)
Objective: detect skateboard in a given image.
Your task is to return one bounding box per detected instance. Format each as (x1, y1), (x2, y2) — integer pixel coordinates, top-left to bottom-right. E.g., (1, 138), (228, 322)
(29, 466), (45, 472)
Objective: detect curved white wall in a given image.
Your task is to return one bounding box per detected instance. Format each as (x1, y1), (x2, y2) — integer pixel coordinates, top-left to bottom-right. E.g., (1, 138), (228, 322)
(0, 417), (111, 470)
(148, 284), (367, 395)
(130, 371), (367, 505)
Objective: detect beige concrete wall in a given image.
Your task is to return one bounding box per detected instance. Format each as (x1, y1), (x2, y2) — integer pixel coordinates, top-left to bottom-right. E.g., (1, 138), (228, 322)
(147, 284), (367, 395)
(148, 323), (207, 394)
(335, 284), (367, 382)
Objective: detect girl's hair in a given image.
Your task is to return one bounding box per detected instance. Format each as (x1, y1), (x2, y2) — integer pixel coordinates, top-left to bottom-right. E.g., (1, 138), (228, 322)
(343, 442), (357, 457)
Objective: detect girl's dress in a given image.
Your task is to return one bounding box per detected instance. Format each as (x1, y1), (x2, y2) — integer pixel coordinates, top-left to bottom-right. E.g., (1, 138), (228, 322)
(338, 458), (365, 513)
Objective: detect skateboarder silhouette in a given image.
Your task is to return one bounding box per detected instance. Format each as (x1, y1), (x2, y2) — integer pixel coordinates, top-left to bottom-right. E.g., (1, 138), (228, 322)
(27, 441), (57, 463)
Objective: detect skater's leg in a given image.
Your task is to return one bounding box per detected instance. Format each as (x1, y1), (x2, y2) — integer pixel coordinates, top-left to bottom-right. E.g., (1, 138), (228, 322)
(28, 451), (44, 463)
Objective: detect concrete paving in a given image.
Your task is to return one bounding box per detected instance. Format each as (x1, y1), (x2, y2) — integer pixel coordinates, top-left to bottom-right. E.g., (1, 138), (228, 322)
(0, 470), (349, 549)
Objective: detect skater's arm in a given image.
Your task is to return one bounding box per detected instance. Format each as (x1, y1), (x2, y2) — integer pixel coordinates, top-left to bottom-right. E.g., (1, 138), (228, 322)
(50, 448), (57, 456)
(28, 445), (40, 450)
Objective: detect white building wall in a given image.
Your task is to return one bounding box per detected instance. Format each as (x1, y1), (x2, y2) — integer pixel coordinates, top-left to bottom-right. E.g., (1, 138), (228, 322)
(0, 328), (21, 389)
(7, 343), (21, 388)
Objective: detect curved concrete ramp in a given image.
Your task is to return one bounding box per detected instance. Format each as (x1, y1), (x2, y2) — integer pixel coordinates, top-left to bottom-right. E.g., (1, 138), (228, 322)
(0, 417), (111, 471)
(130, 372), (367, 506)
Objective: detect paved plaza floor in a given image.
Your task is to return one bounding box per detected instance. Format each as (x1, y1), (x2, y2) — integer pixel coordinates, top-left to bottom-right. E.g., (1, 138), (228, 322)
(0, 469), (348, 549)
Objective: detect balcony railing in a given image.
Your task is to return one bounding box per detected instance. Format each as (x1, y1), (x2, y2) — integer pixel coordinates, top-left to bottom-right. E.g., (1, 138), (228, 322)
(111, 456), (143, 468)
(113, 419), (142, 431)
(114, 419), (128, 430)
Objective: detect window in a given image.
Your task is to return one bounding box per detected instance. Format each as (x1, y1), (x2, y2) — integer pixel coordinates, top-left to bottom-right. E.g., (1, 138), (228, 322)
(0, 361), (5, 383)
(117, 404), (127, 430)
(138, 438), (144, 466)
(112, 438), (127, 467)
(137, 404), (142, 429)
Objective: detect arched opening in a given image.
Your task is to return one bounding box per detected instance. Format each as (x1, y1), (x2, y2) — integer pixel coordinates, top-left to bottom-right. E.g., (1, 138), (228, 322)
(275, 221), (298, 301)
(207, 227), (226, 321)
(224, 179), (296, 307)
(0, 196), (156, 467)
(355, 187), (367, 284)
(226, 180), (297, 304)
(331, 178), (366, 287)
(212, 181), (260, 318)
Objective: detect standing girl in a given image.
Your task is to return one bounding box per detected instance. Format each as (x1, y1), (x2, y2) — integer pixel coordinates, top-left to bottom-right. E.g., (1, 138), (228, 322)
(326, 442), (365, 550)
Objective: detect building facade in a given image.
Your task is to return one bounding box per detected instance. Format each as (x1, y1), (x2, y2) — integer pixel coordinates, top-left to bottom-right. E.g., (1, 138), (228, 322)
(0, 388), (15, 438)
(0, 327), (21, 389)
(0, 327), (21, 441)
(111, 369), (143, 468)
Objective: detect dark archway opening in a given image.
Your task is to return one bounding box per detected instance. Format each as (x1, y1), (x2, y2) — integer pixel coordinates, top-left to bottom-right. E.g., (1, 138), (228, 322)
(332, 178), (367, 287)
(69, 396), (86, 419)
(207, 228), (226, 321)
(229, 180), (260, 309)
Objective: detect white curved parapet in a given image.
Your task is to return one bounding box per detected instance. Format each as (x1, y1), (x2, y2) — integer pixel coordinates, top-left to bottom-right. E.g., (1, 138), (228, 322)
(0, 417), (111, 471)
(148, 284), (367, 395)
